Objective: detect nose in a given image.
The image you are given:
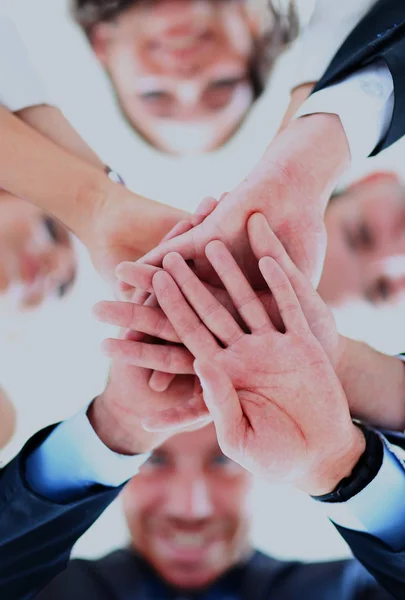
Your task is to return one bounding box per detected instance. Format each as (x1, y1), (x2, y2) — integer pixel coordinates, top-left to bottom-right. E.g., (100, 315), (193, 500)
(166, 473), (214, 520)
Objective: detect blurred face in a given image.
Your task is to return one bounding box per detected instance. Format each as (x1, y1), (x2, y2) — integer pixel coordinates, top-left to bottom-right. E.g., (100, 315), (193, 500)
(0, 198), (76, 311)
(91, 0), (259, 154)
(319, 173), (405, 306)
(123, 425), (252, 591)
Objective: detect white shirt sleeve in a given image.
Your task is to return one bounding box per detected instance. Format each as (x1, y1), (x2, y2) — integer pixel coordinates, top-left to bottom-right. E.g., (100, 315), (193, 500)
(290, 0), (378, 89)
(0, 17), (53, 112)
(295, 60), (394, 160)
(315, 432), (405, 551)
(25, 406), (151, 502)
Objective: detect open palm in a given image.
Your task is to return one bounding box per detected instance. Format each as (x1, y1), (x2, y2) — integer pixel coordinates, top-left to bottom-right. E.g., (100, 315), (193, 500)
(146, 242), (357, 493)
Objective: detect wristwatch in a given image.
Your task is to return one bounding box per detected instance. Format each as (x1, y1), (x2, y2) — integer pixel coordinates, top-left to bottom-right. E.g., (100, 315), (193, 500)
(311, 424), (384, 503)
(105, 166), (125, 186)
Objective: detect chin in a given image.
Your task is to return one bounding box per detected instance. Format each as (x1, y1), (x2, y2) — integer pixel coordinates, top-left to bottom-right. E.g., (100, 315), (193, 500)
(158, 562), (221, 591)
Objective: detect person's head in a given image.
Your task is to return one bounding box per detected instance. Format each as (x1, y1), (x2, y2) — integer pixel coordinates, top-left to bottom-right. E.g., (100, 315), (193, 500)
(123, 424), (253, 591)
(72, 0), (297, 155)
(0, 196), (76, 312)
(319, 172), (405, 307)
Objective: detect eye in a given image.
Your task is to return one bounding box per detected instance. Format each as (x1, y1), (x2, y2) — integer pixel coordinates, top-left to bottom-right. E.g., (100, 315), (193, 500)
(145, 453), (169, 467)
(210, 453), (233, 468)
(345, 221), (375, 252)
(203, 78), (246, 110)
(139, 91), (175, 117)
(43, 217), (60, 243)
(365, 276), (392, 304)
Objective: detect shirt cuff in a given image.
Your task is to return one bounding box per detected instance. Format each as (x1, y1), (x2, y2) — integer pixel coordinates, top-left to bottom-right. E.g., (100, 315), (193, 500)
(295, 61), (394, 161)
(315, 433), (405, 551)
(25, 405), (151, 502)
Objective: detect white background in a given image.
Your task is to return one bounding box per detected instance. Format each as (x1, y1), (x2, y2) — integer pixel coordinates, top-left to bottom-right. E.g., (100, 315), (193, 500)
(1, 0), (405, 563)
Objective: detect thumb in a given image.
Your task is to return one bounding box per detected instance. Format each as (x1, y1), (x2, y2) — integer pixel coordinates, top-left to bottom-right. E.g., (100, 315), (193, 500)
(194, 359), (243, 450)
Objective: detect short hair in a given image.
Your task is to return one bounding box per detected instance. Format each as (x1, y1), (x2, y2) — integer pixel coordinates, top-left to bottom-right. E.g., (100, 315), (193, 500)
(71, 0), (298, 98)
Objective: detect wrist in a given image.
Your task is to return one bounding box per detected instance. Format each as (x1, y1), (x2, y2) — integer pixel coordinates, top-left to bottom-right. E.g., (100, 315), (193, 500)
(259, 113), (350, 215)
(301, 425), (366, 496)
(88, 394), (160, 456)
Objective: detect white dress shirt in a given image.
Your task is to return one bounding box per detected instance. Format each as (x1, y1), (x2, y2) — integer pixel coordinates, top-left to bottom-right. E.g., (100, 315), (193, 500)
(291, 0), (379, 90)
(0, 17), (53, 111)
(296, 61), (395, 160)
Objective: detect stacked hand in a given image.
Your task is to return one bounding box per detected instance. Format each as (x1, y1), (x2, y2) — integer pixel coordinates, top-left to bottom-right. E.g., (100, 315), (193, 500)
(95, 215), (364, 494)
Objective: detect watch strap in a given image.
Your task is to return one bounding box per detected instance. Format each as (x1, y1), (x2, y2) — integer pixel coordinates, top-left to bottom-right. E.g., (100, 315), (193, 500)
(311, 424), (383, 503)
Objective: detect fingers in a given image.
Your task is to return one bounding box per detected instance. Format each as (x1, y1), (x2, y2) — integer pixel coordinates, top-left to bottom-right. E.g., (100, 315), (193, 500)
(160, 219), (194, 244)
(142, 396), (211, 432)
(258, 257), (309, 334)
(248, 213), (311, 295)
(115, 263), (160, 293)
(94, 301), (180, 343)
(153, 270), (220, 358)
(149, 369), (176, 392)
(102, 338), (194, 373)
(162, 252), (244, 347)
(138, 227), (198, 268)
(248, 213), (327, 329)
(193, 196), (218, 219)
(194, 359), (243, 453)
(205, 240), (273, 333)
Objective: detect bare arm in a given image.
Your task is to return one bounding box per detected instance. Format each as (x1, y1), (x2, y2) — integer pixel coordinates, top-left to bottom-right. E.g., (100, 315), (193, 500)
(337, 337), (405, 432)
(0, 106), (186, 281)
(16, 105), (104, 169)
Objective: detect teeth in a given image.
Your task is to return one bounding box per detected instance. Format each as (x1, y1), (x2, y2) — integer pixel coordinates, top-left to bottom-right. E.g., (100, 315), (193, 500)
(171, 533), (205, 547)
(167, 36), (198, 50)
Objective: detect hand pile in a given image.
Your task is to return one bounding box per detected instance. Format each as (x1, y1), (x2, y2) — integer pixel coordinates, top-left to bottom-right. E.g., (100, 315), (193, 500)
(93, 205), (364, 496)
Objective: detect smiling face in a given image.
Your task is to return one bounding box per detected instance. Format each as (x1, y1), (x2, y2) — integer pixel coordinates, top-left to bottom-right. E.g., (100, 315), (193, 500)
(0, 198), (76, 312)
(319, 172), (405, 306)
(123, 424), (252, 591)
(90, 0), (260, 154)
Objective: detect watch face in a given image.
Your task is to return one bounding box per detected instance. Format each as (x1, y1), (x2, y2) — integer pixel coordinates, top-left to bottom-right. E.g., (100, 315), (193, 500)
(107, 168), (125, 186)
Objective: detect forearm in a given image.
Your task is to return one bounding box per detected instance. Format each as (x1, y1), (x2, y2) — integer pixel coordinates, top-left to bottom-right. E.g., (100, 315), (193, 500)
(16, 105), (104, 169)
(337, 336), (405, 431)
(250, 112), (350, 217)
(0, 106), (109, 236)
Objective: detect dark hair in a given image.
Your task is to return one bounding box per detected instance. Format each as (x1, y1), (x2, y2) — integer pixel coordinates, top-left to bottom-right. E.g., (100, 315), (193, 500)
(71, 0), (298, 98)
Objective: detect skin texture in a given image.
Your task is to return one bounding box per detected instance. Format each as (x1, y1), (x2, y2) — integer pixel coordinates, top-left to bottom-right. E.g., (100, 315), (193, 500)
(144, 243), (364, 496)
(0, 196), (75, 311)
(0, 107), (187, 286)
(98, 214), (405, 435)
(122, 425), (252, 591)
(90, 0), (260, 154)
(0, 386), (16, 449)
(321, 172), (405, 306)
(116, 112), (350, 299)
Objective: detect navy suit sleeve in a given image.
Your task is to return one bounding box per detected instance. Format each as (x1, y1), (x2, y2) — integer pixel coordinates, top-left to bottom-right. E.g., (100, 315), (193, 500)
(336, 525), (405, 600)
(334, 431), (405, 600)
(0, 426), (123, 600)
(313, 0), (405, 154)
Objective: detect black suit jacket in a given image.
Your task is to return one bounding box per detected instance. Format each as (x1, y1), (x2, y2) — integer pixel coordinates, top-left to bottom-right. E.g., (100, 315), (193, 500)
(37, 547), (393, 600)
(0, 426), (124, 600)
(314, 0), (405, 154)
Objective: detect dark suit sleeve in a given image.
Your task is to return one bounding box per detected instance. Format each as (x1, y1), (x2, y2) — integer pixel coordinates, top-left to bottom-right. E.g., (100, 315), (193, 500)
(313, 0), (405, 155)
(0, 426), (124, 600)
(333, 431), (405, 600)
(336, 525), (405, 600)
